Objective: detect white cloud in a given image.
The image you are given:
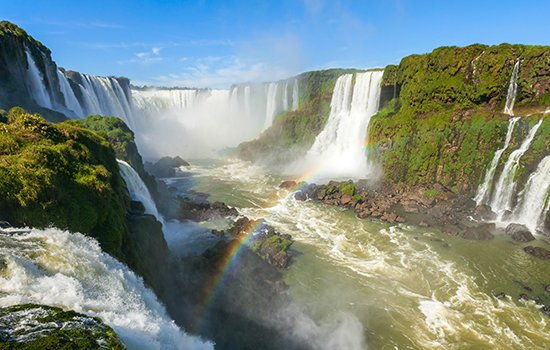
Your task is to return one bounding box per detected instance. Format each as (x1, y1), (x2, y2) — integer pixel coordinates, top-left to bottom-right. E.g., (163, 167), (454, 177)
(139, 56), (296, 88)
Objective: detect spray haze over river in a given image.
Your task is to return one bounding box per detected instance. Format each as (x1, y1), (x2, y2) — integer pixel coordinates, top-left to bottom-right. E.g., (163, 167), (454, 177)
(175, 159), (550, 349)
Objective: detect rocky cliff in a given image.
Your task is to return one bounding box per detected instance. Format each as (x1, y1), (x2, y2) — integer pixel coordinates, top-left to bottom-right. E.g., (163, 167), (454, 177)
(370, 44), (549, 192)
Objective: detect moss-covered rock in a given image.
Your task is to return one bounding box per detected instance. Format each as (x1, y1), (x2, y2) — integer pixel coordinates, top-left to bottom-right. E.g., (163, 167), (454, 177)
(70, 115), (158, 197)
(369, 44), (550, 193)
(0, 304), (124, 349)
(0, 107), (130, 260)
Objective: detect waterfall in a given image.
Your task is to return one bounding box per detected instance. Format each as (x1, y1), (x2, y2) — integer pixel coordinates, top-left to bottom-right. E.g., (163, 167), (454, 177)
(510, 156), (550, 233)
(56, 70), (84, 118)
(24, 47), (52, 109)
(489, 119), (543, 219)
(474, 117), (520, 205)
(263, 82), (279, 130)
(117, 159), (161, 222)
(129, 78), (298, 157)
(0, 227), (213, 350)
(282, 81), (289, 110)
(132, 88), (200, 116)
(306, 70), (384, 179)
(504, 61), (520, 115)
(244, 85), (251, 118)
(292, 79), (299, 110)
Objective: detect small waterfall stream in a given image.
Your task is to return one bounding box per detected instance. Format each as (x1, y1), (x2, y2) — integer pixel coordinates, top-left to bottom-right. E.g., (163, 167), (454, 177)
(474, 117), (520, 205)
(504, 61), (520, 115)
(24, 47), (52, 109)
(489, 119), (543, 220)
(117, 159), (162, 222)
(510, 155), (550, 232)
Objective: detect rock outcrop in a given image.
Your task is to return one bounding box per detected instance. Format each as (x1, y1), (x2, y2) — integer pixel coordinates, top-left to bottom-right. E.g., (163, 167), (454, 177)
(0, 304), (124, 349)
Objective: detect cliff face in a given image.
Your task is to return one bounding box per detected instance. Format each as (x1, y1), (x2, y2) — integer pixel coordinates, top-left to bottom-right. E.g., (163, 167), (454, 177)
(370, 44), (550, 192)
(0, 21), (66, 121)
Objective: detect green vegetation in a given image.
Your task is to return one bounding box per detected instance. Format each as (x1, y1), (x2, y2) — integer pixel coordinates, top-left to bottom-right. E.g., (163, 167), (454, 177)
(369, 44), (550, 192)
(250, 234), (293, 268)
(71, 115), (158, 199)
(0, 304), (124, 349)
(0, 108), (131, 259)
(340, 183), (356, 196)
(237, 69), (360, 163)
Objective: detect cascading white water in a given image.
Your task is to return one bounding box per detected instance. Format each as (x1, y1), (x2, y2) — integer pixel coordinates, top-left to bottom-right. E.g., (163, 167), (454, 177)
(0, 227), (212, 350)
(474, 117), (520, 205)
(132, 89), (201, 116)
(129, 78), (298, 158)
(263, 82), (279, 130)
(56, 70), (84, 117)
(305, 70), (383, 180)
(510, 155), (550, 232)
(504, 61), (520, 115)
(489, 119), (543, 220)
(117, 159), (162, 222)
(24, 47), (52, 109)
(244, 85), (252, 118)
(292, 79), (299, 111)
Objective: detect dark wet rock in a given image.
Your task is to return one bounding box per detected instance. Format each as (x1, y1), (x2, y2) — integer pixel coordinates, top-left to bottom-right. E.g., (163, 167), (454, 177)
(545, 285), (550, 293)
(0, 221), (11, 229)
(0, 304), (124, 349)
(294, 190), (307, 201)
(179, 200), (239, 222)
(443, 225), (460, 236)
(474, 204), (496, 220)
(505, 223), (535, 242)
(519, 293), (530, 301)
(524, 246), (550, 260)
(461, 225), (494, 240)
(145, 156), (190, 178)
(129, 200), (146, 215)
(250, 225), (293, 269)
(279, 180), (297, 190)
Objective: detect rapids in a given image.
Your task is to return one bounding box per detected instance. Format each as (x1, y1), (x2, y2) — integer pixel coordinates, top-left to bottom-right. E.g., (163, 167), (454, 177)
(0, 227), (213, 350)
(183, 159), (550, 349)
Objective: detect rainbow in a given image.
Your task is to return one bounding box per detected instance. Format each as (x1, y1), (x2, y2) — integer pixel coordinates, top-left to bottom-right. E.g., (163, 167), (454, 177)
(190, 149), (370, 332)
(190, 218), (267, 333)
(189, 175), (312, 333)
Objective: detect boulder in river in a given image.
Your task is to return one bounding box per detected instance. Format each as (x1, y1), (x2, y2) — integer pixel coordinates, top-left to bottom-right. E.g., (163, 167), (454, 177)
(461, 224), (494, 240)
(524, 246), (550, 260)
(279, 180), (297, 190)
(505, 223), (535, 242)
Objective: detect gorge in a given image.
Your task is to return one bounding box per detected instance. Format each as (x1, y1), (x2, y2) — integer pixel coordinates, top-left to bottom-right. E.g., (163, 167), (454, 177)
(0, 17), (549, 350)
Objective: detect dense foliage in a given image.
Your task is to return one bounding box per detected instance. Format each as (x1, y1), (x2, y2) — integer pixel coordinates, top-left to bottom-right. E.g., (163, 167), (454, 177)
(0, 108), (130, 259)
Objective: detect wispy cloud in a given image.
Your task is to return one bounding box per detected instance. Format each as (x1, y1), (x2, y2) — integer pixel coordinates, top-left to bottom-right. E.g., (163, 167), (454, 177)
(119, 47), (164, 64)
(138, 56), (296, 88)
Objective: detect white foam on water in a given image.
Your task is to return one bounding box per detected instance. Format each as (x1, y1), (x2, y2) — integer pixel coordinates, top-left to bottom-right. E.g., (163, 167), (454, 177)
(0, 227), (213, 350)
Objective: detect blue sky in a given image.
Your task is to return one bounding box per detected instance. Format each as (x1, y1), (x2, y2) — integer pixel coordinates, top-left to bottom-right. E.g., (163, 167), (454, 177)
(3, 0), (549, 88)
